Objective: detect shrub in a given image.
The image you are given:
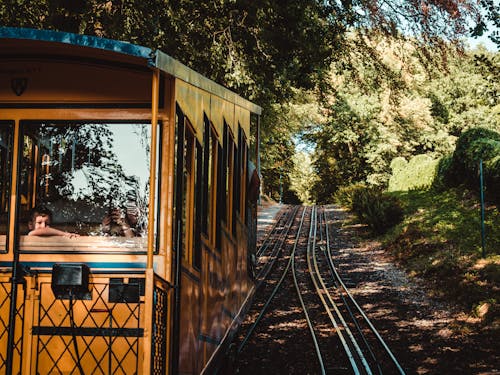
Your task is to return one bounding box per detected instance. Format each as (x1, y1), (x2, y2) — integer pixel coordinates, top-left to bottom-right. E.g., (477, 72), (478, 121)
(388, 154), (438, 192)
(433, 154), (454, 189)
(351, 186), (404, 234)
(447, 127), (500, 203)
(334, 183), (367, 208)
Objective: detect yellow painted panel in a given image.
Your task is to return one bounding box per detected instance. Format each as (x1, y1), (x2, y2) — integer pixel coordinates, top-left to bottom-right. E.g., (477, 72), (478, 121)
(31, 273), (146, 374)
(210, 95), (235, 139)
(235, 106), (251, 146)
(0, 275), (12, 371)
(175, 80), (211, 143)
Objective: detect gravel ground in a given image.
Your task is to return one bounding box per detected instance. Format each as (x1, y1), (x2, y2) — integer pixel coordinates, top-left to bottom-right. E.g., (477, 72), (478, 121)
(232, 205), (499, 374)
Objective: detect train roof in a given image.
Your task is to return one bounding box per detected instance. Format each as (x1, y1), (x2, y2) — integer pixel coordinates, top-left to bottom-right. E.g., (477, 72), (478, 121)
(0, 27), (262, 115)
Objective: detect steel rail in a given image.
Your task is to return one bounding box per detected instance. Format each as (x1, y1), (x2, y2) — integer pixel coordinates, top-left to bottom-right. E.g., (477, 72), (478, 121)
(237, 206), (305, 354)
(323, 206), (406, 375)
(256, 205), (289, 258)
(307, 206), (368, 375)
(319, 208), (382, 375)
(255, 205), (299, 285)
(256, 205), (293, 262)
(292, 206), (326, 375)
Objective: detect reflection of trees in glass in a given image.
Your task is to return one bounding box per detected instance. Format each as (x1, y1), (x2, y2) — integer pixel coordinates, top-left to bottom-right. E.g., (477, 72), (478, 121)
(34, 123), (124, 208)
(0, 125), (13, 231)
(25, 123), (151, 228)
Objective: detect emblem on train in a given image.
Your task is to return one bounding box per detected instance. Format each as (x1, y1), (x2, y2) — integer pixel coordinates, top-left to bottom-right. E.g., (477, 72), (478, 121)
(11, 77), (28, 96)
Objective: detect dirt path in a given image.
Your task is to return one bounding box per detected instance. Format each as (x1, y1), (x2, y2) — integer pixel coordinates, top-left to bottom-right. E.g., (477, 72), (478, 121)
(327, 205), (498, 374)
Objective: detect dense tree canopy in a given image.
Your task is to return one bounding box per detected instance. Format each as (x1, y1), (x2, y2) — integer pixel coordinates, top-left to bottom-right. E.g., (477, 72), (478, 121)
(1, 0), (490, 100)
(1, 0), (497, 203)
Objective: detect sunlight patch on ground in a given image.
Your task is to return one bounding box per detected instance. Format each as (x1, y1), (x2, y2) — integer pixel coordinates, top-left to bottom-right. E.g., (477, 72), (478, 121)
(352, 281), (387, 295)
(406, 317), (453, 328)
(437, 327), (454, 338)
(409, 344), (424, 352)
(269, 320), (308, 330)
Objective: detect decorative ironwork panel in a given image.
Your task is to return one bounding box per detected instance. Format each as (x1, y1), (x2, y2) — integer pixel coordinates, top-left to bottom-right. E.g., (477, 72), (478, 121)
(35, 280), (144, 375)
(0, 279), (25, 375)
(151, 278), (169, 375)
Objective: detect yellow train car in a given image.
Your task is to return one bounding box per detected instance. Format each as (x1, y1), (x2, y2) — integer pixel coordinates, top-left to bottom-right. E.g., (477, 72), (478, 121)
(0, 27), (261, 374)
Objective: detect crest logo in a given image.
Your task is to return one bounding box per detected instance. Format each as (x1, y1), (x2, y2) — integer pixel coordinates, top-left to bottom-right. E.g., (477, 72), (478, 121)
(11, 77), (28, 96)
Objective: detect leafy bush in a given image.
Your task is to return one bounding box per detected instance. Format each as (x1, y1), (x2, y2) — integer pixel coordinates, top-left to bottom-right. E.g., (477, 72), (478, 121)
(351, 186), (404, 234)
(445, 127), (500, 202)
(334, 183), (367, 208)
(433, 154), (454, 190)
(388, 154), (439, 192)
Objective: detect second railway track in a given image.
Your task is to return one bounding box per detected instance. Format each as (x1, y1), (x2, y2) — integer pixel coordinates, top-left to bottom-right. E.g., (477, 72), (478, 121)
(234, 205), (406, 374)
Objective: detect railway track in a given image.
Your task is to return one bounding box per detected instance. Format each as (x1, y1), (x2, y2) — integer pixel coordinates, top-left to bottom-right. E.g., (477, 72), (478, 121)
(234, 205), (406, 374)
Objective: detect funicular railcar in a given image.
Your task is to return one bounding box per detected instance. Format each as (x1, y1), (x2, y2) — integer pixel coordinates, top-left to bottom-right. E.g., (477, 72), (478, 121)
(0, 27), (261, 374)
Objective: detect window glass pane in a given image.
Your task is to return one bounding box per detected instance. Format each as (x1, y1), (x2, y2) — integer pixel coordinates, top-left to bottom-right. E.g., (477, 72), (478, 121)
(207, 131), (217, 242)
(202, 115), (210, 235)
(0, 123), (13, 251)
(19, 122), (152, 250)
(194, 141), (202, 269)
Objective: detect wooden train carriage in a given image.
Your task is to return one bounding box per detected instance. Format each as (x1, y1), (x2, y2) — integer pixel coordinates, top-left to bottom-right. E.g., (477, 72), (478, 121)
(0, 27), (261, 375)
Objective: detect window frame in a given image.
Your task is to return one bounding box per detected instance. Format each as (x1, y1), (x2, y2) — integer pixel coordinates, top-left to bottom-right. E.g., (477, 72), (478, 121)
(0, 121), (14, 253)
(16, 120), (159, 254)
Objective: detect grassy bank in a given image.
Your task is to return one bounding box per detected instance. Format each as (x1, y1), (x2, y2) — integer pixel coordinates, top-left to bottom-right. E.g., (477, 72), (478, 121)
(383, 187), (499, 328)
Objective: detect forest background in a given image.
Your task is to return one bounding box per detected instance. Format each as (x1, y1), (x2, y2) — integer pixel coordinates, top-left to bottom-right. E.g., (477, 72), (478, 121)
(1, 0), (498, 203)
(2, 0), (499, 330)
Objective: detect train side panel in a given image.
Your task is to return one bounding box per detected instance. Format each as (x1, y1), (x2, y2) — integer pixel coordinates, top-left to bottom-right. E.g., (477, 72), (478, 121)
(0, 28), (259, 375)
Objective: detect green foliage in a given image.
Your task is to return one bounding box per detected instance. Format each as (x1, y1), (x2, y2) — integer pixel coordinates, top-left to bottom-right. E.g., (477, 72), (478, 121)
(334, 183), (367, 208)
(309, 39), (499, 201)
(384, 188), (500, 314)
(432, 154), (454, 190)
(350, 186), (404, 234)
(0, 2), (495, 204)
(388, 154), (439, 191)
(282, 189), (302, 205)
(444, 127), (500, 202)
(289, 150), (317, 204)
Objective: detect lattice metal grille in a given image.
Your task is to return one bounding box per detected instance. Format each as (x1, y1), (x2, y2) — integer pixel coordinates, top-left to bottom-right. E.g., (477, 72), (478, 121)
(35, 280), (144, 375)
(0, 279), (24, 375)
(0, 280), (11, 373)
(151, 278), (169, 375)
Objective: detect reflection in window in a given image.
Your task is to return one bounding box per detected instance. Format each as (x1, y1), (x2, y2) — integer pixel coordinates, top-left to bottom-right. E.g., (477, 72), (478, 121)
(202, 115), (218, 244)
(19, 122), (154, 248)
(0, 123), (13, 251)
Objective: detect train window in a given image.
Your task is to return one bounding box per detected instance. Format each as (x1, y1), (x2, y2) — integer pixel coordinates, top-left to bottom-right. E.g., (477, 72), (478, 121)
(238, 126), (248, 222)
(249, 113), (259, 165)
(202, 115), (210, 236)
(232, 130), (240, 235)
(18, 121), (155, 251)
(174, 107), (185, 258)
(216, 142), (223, 251)
(223, 122), (235, 232)
(182, 123), (196, 263)
(194, 141), (202, 269)
(0, 122), (13, 252)
(202, 115), (218, 244)
(174, 105), (202, 268)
